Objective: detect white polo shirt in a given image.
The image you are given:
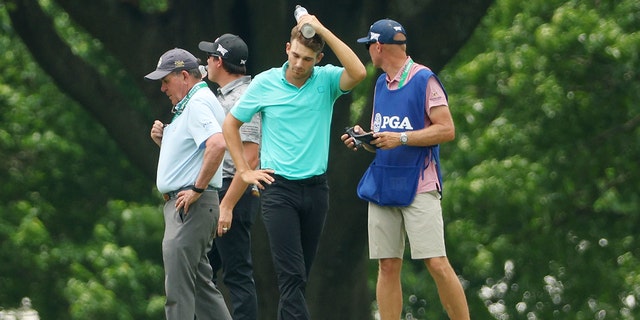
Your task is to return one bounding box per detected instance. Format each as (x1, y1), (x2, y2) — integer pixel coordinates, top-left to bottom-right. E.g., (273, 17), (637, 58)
(156, 84), (225, 193)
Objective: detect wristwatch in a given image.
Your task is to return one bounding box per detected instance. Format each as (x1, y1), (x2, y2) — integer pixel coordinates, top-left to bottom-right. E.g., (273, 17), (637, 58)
(400, 132), (408, 145)
(191, 185), (205, 193)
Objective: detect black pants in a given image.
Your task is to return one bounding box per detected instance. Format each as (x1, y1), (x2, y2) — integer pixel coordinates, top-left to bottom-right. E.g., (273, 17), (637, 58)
(208, 178), (260, 319)
(262, 174), (329, 320)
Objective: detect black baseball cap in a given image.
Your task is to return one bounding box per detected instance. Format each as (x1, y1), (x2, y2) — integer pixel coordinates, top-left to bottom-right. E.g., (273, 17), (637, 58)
(199, 34), (248, 67)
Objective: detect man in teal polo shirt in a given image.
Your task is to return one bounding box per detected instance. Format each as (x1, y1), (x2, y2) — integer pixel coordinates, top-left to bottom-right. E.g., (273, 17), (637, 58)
(222, 13), (366, 320)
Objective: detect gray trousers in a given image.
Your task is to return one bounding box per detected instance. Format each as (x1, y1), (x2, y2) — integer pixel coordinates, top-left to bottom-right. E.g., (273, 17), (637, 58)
(162, 190), (231, 320)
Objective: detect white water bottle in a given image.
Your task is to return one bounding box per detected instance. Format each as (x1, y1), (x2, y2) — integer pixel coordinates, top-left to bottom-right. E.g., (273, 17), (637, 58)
(294, 5), (316, 38)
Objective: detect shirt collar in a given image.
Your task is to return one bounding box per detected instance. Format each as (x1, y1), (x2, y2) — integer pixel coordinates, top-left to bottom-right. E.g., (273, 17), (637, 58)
(218, 75), (251, 97)
(281, 61), (289, 81)
(386, 56), (413, 84)
(281, 61), (316, 86)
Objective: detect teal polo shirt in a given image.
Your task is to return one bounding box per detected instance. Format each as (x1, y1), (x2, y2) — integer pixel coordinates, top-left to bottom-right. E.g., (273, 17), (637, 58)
(230, 62), (346, 180)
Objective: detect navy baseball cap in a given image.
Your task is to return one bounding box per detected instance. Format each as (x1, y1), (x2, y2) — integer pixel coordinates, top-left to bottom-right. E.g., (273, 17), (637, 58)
(199, 34), (248, 67)
(357, 19), (407, 45)
(145, 48), (199, 80)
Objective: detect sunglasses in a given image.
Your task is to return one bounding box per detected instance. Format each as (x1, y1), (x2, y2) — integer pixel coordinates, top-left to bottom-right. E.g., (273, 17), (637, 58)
(365, 40), (406, 50)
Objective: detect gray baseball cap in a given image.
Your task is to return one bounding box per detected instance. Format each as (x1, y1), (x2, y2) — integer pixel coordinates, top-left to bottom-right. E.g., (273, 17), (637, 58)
(144, 48), (199, 80)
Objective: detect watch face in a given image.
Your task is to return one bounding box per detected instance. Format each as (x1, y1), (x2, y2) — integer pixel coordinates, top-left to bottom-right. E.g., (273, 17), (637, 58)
(400, 133), (408, 144)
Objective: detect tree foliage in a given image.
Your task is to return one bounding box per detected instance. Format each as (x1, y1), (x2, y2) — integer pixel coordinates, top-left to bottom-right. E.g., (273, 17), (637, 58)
(437, 0), (640, 318)
(0, 4), (158, 318)
(3, 0), (638, 319)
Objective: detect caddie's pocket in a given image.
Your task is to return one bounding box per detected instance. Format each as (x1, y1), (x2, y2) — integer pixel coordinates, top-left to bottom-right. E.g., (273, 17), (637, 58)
(357, 163), (420, 207)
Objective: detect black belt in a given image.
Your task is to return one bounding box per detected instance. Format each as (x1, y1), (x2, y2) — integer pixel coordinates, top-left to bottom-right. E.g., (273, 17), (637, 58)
(163, 185), (217, 201)
(273, 173), (327, 185)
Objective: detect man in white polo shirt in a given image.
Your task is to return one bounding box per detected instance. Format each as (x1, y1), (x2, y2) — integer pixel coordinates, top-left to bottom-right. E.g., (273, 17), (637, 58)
(146, 47), (231, 320)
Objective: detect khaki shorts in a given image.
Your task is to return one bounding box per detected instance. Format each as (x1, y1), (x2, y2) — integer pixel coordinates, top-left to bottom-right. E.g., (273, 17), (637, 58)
(368, 191), (446, 260)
